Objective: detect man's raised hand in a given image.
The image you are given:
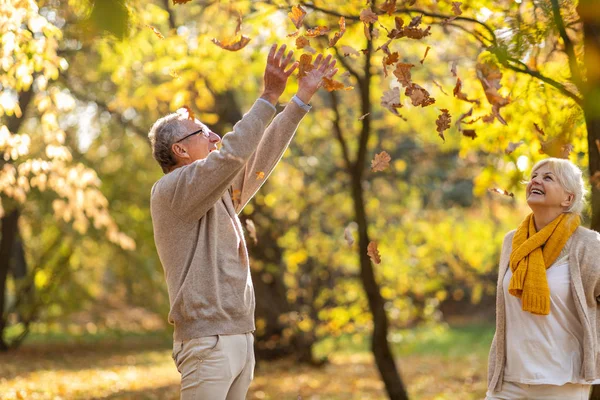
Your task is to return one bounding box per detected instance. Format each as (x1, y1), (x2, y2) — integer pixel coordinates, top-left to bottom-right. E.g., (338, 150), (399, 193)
(296, 54), (338, 104)
(261, 44), (298, 105)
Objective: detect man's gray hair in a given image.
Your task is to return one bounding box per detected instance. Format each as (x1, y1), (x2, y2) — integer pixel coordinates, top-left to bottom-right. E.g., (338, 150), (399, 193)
(148, 112), (187, 173)
(530, 158), (588, 215)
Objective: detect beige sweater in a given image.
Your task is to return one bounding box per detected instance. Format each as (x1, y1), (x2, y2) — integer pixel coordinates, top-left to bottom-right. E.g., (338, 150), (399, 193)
(488, 225), (600, 392)
(150, 99), (307, 341)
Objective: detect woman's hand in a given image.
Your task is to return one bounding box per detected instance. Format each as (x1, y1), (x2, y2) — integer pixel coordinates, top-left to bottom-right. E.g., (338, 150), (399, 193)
(296, 54), (338, 104)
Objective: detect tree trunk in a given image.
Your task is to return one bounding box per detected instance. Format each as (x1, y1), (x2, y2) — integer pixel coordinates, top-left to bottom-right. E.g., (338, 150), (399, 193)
(0, 209), (20, 351)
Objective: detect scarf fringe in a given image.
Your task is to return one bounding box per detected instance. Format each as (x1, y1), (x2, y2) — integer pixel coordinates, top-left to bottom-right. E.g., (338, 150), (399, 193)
(521, 291), (551, 315)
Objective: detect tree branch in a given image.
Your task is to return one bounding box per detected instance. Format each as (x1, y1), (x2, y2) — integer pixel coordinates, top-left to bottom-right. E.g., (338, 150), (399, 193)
(549, 0), (584, 90)
(329, 91), (353, 170)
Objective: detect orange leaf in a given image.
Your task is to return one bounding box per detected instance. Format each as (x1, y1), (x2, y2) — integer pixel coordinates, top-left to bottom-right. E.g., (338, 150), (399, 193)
(436, 109), (451, 142)
(232, 189), (242, 206)
(382, 52), (399, 77)
(371, 151), (391, 172)
(182, 106), (195, 121)
(380, 0), (397, 15)
(367, 241), (381, 264)
(256, 171), (265, 180)
(420, 46), (431, 64)
(476, 60), (510, 125)
(287, 30), (300, 38)
(322, 77), (353, 92)
(329, 17), (346, 47)
(539, 137), (573, 159)
(393, 63), (414, 87)
(146, 25), (164, 39)
(212, 35), (251, 51)
(405, 83), (435, 107)
(360, 8), (378, 24)
(306, 26), (330, 37)
(488, 188), (514, 198)
(298, 54), (315, 78)
(505, 140), (525, 155)
(296, 36), (310, 49)
(288, 5), (307, 29)
(452, 2), (463, 15)
(453, 77), (480, 104)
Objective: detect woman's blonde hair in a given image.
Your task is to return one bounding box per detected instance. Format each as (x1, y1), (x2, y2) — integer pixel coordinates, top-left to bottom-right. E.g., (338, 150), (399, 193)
(530, 158), (587, 215)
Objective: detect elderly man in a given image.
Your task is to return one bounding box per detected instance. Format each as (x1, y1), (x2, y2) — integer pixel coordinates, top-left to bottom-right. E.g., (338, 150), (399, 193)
(148, 44), (336, 399)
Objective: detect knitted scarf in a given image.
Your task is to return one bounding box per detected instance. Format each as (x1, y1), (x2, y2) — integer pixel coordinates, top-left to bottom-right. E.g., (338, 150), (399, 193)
(508, 213), (580, 315)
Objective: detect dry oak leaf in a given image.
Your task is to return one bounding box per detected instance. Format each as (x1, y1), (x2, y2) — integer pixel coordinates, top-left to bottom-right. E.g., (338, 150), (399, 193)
(453, 78), (480, 104)
(381, 87), (404, 117)
(287, 30), (300, 38)
(405, 83), (435, 107)
(371, 151), (392, 172)
(146, 25), (164, 39)
(329, 17), (346, 47)
(488, 187), (514, 198)
(505, 140), (524, 155)
(436, 109), (451, 142)
(212, 35), (251, 51)
(364, 24), (372, 40)
(344, 225), (355, 247)
(306, 26), (330, 37)
(476, 60), (510, 125)
(181, 106), (195, 121)
(462, 129), (477, 140)
(452, 2), (463, 15)
(533, 122), (545, 136)
(298, 54), (315, 78)
(322, 77), (353, 92)
(232, 189), (242, 205)
(380, 0), (397, 15)
(235, 13), (243, 35)
(451, 60), (458, 77)
(394, 63), (414, 87)
(455, 107), (473, 128)
(341, 45), (360, 57)
(256, 171), (265, 180)
(420, 46), (431, 64)
(367, 241), (381, 264)
(382, 51), (399, 77)
(173, 0), (192, 4)
(296, 36), (310, 49)
(539, 137), (573, 159)
(288, 5), (307, 29)
(360, 8), (379, 24)
(245, 219), (258, 244)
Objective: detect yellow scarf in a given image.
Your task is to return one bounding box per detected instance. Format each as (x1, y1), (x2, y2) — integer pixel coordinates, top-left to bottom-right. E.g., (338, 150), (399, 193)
(508, 213), (580, 315)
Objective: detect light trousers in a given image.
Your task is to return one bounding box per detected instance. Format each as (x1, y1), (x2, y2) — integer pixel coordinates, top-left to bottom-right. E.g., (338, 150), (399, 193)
(486, 381), (591, 400)
(172, 332), (255, 400)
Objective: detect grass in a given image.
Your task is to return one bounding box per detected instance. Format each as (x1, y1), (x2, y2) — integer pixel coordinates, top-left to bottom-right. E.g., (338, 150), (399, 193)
(0, 323), (495, 400)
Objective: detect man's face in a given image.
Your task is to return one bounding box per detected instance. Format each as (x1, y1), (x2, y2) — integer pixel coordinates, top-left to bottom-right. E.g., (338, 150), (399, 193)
(172, 119), (221, 163)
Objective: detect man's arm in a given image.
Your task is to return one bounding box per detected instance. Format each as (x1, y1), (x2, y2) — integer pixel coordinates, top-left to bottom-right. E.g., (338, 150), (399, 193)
(231, 54), (338, 213)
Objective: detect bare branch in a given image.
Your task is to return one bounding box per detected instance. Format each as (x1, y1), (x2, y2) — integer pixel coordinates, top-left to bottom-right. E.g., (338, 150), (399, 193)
(549, 0), (584, 90)
(329, 92), (353, 170)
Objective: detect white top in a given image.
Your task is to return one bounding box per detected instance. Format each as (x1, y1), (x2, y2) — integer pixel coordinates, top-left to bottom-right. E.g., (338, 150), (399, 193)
(503, 247), (600, 385)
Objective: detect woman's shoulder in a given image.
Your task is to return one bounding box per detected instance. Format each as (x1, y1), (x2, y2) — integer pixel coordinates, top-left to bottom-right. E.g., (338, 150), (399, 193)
(571, 226), (600, 256)
(503, 229), (516, 243)
(573, 226), (600, 242)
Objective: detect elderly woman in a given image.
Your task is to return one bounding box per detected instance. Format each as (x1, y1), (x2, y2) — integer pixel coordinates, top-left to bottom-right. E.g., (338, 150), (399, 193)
(486, 158), (600, 400)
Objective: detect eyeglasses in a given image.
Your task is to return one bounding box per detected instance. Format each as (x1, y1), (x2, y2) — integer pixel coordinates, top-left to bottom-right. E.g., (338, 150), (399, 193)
(174, 128), (209, 143)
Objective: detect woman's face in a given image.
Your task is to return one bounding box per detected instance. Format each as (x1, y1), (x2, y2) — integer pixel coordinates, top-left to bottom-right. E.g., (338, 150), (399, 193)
(526, 164), (573, 211)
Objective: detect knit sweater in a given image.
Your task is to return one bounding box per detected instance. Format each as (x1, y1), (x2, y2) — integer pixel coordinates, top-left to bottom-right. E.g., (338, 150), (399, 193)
(488, 226), (600, 392)
(150, 99), (308, 341)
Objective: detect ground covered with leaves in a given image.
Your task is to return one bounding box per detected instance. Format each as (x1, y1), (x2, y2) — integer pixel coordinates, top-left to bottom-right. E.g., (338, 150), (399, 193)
(0, 324), (493, 400)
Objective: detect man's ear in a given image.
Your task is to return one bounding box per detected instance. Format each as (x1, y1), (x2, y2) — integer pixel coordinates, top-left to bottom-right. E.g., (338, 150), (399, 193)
(172, 143), (189, 159)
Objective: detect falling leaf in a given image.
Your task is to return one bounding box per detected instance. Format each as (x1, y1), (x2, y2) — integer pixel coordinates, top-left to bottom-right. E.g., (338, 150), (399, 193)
(539, 137), (573, 159)
(322, 77), (353, 92)
(462, 129), (477, 139)
(380, 0), (397, 15)
(393, 63), (414, 87)
(182, 106), (195, 120)
(303, 45), (317, 54)
(146, 25), (164, 39)
(173, 0), (192, 4)
(454, 108), (474, 130)
(432, 80), (449, 95)
(505, 140), (525, 155)
(358, 113), (370, 120)
(256, 171), (265, 180)
(405, 83), (435, 107)
(344, 225), (355, 246)
(371, 151), (391, 172)
(476, 59), (510, 125)
(591, 171), (600, 188)
(329, 17), (346, 47)
(371, 28), (380, 39)
(451, 61), (458, 77)
(341, 45), (360, 57)
(452, 2), (463, 15)
(246, 219), (258, 244)
(298, 54), (314, 78)
(377, 39), (393, 55)
(287, 30), (300, 38)
(212, 35), (251, 51)
(453, 78), (480, 104)
(360, 8), (379, 24)
(389, 17), (431, 40)
(436, 109), (451, 142)
(296, 36), (310, 49)
(364, 24), (372, 40)
(288, 5), (307, 29)
(367, 241), (381, 264)
(235, 13), (243, 35)
(382, 52), (399, 77)
(409, 15), (423, 27)
(381, 87), (404, 117)
(232, 189), (242, 206)
(306, 26), (330, 37)
(488, 188), (514, 197)
(420, 46), (431, 64)
(533, 122), (545, 136)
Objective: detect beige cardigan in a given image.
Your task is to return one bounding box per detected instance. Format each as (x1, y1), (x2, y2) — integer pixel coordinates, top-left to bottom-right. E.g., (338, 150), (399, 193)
(488, 225), (600, 392)
(151, 99), (307, 341)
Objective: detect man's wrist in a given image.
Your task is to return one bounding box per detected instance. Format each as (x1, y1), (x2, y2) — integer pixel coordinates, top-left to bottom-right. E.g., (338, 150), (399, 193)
(295, 90), (313, 105)
(260, 91), (279, 106)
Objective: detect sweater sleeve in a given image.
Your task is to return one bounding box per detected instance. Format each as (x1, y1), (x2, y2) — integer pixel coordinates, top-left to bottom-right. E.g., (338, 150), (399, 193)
(230, 99), (308, 214)
(155, 100), (276, 220)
